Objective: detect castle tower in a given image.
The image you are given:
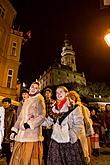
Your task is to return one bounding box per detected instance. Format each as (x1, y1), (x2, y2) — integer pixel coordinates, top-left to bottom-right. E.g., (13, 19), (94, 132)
(61, 35), (77, 72)
(38, 35), (86, 90)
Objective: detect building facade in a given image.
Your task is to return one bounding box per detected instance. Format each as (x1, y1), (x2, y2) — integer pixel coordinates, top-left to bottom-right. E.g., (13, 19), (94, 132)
(0, 0), (23, 100)
(38, 37), (86, 90)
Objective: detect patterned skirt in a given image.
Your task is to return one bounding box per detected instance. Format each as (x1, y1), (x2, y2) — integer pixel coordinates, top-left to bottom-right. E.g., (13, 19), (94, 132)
(47, 139), (85, 165)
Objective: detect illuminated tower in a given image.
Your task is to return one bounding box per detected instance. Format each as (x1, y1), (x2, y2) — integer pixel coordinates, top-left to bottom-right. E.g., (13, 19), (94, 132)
(38, 35), (86, 90)
(61, 35), (77, 72)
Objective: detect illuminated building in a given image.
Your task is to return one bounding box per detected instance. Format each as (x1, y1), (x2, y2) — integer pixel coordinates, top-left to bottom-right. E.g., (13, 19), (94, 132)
(38, 37), (86, 90)
(0, 0), (23, 100)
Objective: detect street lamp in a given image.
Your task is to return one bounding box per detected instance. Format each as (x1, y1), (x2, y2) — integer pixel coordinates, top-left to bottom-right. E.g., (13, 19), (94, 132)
(22, 82), (26, 88)
(99, 95), (101, 99)
(104, 32), (110, 47)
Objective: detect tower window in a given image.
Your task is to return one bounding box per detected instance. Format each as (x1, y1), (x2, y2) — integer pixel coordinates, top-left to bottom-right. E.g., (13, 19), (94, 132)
(71, 59), (74, 64)
(0, 4), (5, 19)
(58, 71), (60, 75)
(7, 69), (13, 88)
(9, 69), (12, 75)
(11, 42), (17, 56)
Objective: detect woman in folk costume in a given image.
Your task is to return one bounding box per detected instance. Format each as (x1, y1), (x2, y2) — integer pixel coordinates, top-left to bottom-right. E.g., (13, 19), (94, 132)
(42, 86), (85, 165)
(68, 91), (94, 164)
(80, 97), (94, 160)
(9, 81), (46, 165)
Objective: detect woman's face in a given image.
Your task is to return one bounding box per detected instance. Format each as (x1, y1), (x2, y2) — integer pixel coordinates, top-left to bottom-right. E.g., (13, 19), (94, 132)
(106, 105), (110, 111)
(91, 110), (95, 116)
(45, 91), (52, 100)
(29, 83), (39, 95)
(22, 92), (29, 101)
(56, 87), (66, 101)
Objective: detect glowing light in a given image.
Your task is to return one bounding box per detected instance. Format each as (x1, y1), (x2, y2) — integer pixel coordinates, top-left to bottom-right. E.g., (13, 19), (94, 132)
(23, 82), (26, 87)
(99, 95), (101, 99)
(104, 33), (110, 47)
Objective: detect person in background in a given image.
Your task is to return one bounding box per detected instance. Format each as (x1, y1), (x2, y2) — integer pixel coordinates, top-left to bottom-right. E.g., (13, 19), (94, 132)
(43, 88), (55, 117)
(97, 104), (106, 147)
(42, 86), (85, 165)
(80, 97), (94, 161)
(105, 104), (110, 147)
(0, 106), (5, 156)
(17, 88), (29, 118)
(1, 98), (16, 165)
(9, 81), (46, 165)
(42, 88), (55, 165)
(90, 108), (100, 157)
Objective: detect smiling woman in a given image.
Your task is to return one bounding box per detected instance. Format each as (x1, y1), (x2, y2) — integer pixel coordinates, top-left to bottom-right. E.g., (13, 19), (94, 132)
(42, 85), (86, 165)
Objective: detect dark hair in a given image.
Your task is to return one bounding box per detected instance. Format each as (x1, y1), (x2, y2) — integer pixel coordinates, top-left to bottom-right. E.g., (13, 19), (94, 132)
(2, 97), (11, 104)
(105, 104), (110, 107)
(21, 88), (29, 94)
(105, 104), (110, 111)
(43, 88), (52, 94)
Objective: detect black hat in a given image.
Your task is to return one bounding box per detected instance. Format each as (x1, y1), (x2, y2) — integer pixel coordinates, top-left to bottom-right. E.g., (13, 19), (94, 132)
(2, 97), (11, 104)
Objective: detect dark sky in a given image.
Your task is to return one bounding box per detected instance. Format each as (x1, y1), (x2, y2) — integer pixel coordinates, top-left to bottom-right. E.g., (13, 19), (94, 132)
(10, 0), (110, 87)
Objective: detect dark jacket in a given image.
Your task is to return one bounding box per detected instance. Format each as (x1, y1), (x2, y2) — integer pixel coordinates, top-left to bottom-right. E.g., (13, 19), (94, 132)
(3, 106), (16, 143)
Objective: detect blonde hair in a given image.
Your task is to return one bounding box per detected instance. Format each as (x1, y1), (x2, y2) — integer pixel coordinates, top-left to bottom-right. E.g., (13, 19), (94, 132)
(56, 86), (68, 93)
(68, 90), (81, 102)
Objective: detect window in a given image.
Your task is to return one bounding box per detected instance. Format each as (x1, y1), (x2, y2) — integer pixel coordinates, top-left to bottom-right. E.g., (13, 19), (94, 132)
(71, 59), (74, 64)
(11, 42), (17, 56)
(0, 29), (2, 40)
(0, 4), (5, 19)
(58, 71), (60, 75)
(7, 69), (13, 88)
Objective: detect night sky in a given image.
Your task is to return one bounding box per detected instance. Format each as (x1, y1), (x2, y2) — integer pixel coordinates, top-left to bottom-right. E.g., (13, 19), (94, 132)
(10, 0), (110, 87)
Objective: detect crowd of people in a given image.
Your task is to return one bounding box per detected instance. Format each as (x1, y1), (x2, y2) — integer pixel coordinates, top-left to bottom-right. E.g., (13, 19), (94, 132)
(90, 103), (110, 156)
(0, 81), (110, 165)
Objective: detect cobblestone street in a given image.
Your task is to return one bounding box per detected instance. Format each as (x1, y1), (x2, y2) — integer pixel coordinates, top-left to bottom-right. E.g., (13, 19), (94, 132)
(0, 147), (110, 165)
(91, 147), (110, 165)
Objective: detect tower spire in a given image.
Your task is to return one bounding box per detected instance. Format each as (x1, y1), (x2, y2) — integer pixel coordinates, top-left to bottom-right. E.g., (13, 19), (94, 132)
(61, 35), (77, 72)
(64, 34), (70, 47)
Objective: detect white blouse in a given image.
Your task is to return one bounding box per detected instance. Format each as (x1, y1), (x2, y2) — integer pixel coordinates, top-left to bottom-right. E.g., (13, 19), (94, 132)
(42, 99), (84, 143)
